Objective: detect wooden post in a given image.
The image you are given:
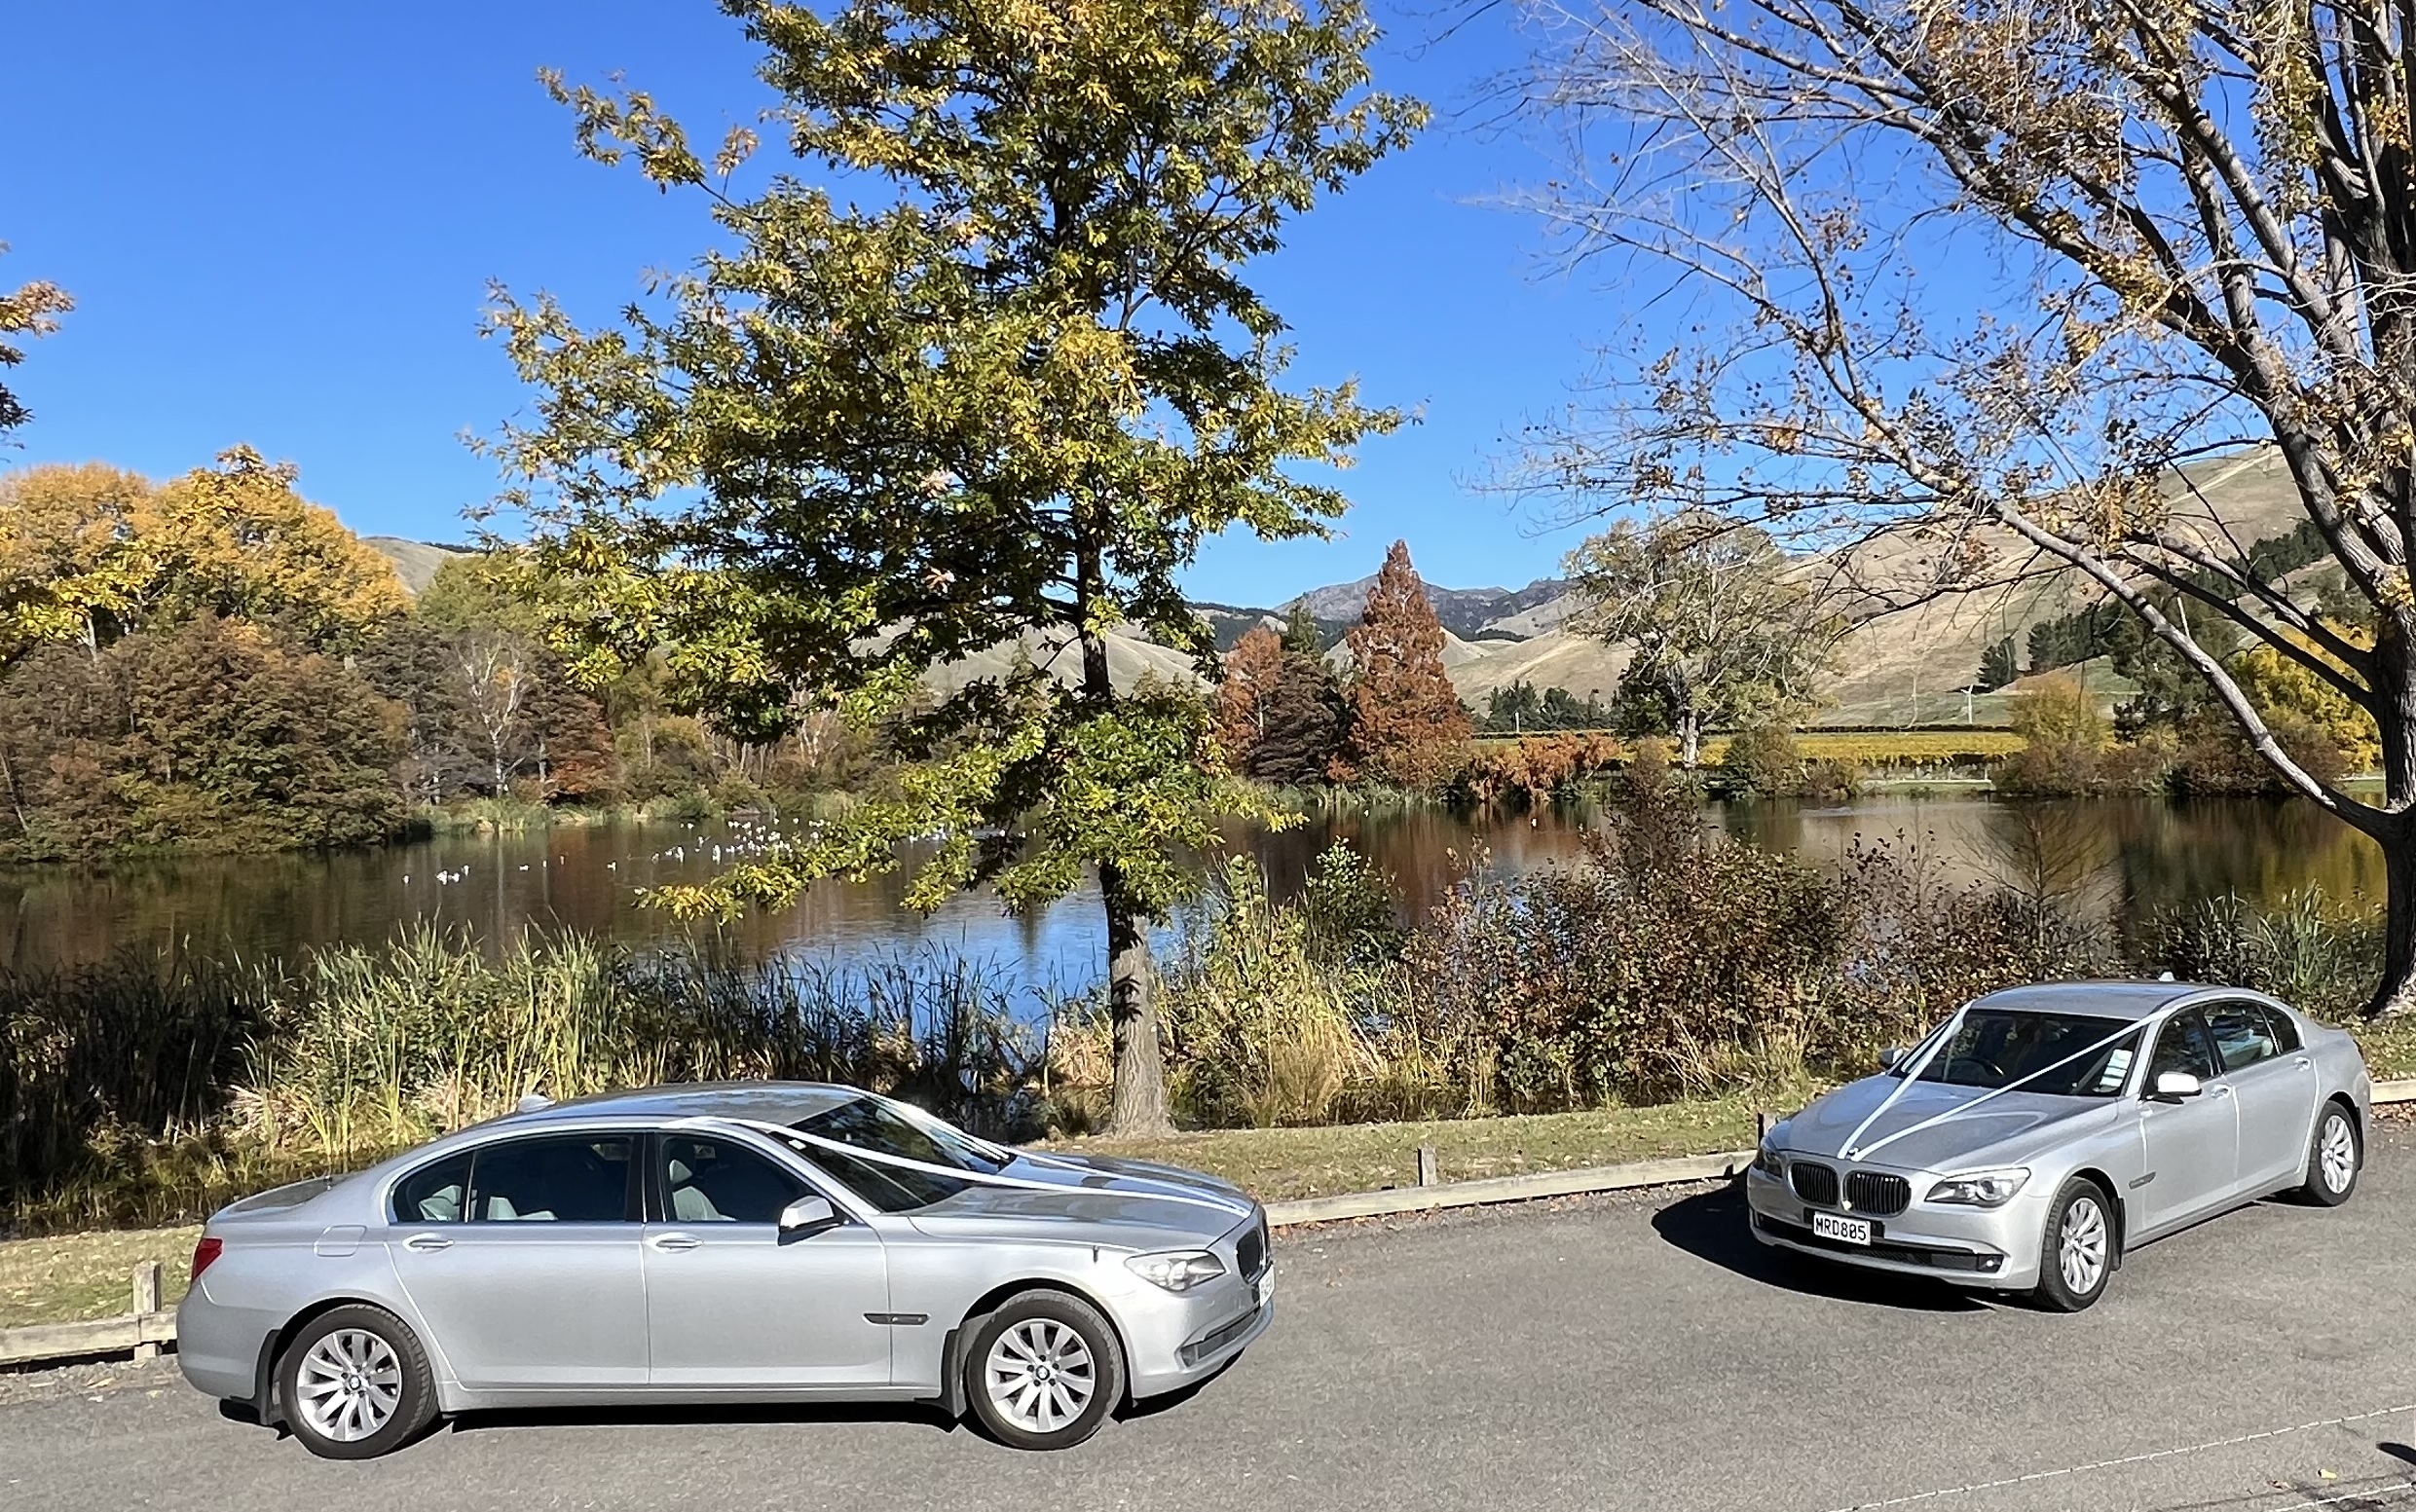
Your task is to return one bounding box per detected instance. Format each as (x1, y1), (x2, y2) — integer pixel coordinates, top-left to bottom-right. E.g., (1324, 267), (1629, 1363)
(1415, 1144), (1438, 1187)
(1755, 1109), (1773, 1141)
(131, 1262), (163, 1359)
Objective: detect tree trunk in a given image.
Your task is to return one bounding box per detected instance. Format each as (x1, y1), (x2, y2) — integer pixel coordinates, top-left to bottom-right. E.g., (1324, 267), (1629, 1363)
(1677, 708), (1702, 768)
(1101, 860), (1171, 1134)
(2371, 625), (2416, 1016)
(2376, 833), (2416, 1016)
(1074, 541), (1171, 1136)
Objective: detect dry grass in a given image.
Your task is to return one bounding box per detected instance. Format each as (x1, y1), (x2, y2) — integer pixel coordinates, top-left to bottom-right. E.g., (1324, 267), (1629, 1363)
(0, 1225), (200, 1331)
(1041, 1096), (1765, 1203)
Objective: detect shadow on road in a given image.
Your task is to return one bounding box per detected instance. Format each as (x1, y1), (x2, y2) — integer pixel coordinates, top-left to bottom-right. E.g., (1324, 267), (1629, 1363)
(1650, 1185), (1990, 1312)
(445, 1399), (964, 1440)
(427, 1361), (1245, 1443)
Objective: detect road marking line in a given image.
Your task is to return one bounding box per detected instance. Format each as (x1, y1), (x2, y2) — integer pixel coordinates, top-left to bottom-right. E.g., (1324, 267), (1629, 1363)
(1824, 1404), (2416, 1511)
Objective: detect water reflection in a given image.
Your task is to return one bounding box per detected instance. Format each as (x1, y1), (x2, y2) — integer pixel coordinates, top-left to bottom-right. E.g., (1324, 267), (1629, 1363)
(0, 794), (2384, 978)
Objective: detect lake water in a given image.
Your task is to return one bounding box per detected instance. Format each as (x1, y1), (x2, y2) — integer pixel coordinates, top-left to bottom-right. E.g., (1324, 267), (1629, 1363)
(0, 794), (2385, 980)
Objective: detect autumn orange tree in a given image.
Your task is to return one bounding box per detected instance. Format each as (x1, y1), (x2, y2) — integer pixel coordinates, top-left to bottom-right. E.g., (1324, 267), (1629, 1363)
(1341, 540), (1470, 789)
(1515, 0), (2416, 1013)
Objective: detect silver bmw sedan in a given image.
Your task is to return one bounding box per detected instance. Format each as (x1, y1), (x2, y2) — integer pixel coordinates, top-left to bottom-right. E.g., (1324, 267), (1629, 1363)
(176, 1083), (1273, 1457)
(1747, 981), (2371, 1309)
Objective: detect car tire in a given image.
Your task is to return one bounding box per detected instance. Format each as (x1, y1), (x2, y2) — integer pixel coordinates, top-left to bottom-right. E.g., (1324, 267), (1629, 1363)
(276, 1304), (440, 1459)
(2297, 1101), (2360, 1207)
(964, 1290), (1126, 1451)
(2029, 1177), (2115, 1312)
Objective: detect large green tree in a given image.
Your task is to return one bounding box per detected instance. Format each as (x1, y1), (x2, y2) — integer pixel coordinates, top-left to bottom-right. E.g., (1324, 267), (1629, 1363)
(1567, 514), (1837, 766)
(485, 0), (1420, 1131)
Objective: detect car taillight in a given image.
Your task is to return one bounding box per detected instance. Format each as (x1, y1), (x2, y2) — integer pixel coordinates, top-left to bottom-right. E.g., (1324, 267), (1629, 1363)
(190, 1236), (223, 1282)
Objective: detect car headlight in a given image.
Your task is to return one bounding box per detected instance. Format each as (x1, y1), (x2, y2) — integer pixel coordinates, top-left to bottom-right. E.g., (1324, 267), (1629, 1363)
(1126, 1250), (1227, 1292)
(1925, 1168), (2030, 1207)
(1753, 1140), (1785, 1178)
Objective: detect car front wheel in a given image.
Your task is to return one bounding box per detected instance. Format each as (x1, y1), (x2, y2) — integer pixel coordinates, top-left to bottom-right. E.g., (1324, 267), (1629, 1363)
(2298, 1102), (2360, 1207)
(277, 1305), (439, 1459)
(2030, 1177), (2114, 1312)
(965, 1290), (1126, 1451)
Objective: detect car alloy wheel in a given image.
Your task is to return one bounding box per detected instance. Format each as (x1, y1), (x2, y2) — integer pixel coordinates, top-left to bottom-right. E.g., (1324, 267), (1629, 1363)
(2321, 1114), (2357, 1194)
(985, 1318), (1096, 1435)
(293, 1328), (404, 1443)
(2301, 1104), (2360, 1206)
(2057, 1196), (2107, 1296)
(276, 1303), (439, 1459)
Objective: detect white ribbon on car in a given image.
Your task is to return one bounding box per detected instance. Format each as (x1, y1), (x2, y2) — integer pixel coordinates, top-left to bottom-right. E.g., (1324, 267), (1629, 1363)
(1836, 1011), (2149, 1164)
(693, 1115), (1256, 1220)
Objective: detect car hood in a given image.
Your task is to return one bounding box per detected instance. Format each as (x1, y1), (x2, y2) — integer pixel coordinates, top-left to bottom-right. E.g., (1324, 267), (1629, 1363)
(1784, 1074), (2120, 1171)
(906, 1151), (1257, 1248)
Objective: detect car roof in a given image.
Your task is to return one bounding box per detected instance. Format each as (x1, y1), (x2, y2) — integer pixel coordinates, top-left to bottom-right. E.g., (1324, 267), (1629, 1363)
(501, 1081), (868, 1126)
(1963, 979), (2246, 1022)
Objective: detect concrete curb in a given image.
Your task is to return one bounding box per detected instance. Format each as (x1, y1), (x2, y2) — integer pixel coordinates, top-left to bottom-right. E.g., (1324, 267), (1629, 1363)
(1265, 1149), (1755, 1228)
(10, 1077), (2415, 1372)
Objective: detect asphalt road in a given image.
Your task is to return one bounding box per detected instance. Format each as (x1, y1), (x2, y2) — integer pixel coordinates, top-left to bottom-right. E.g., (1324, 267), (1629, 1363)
(6, 1125), (2415, 1512)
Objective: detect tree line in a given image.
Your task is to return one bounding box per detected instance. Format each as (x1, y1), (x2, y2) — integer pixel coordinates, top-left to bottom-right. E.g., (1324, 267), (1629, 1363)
(0, 453), (882, 860)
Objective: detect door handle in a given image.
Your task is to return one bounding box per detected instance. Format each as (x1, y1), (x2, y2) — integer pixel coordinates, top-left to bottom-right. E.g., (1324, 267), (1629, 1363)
(402, 1234), (453, 1252)
(2294, 1056), (2312, 1067)
(2212, 1085), (2234, 1097)
(649, 1234), (700, 1252)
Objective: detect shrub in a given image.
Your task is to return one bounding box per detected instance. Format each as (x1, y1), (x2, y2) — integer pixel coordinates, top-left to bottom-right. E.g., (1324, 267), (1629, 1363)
(1719, 722), (1803, 796)
(2142, 890), (2379, 1019)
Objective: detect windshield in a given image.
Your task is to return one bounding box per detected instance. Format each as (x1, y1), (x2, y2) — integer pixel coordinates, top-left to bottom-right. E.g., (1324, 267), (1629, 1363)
(1895, 1010), (2141, 1098)
(781, 1095), (1009, 1214)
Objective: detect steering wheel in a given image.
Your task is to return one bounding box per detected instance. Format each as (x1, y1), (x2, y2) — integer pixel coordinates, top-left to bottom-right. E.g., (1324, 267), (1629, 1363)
(1947, 1054), (2006, 1084)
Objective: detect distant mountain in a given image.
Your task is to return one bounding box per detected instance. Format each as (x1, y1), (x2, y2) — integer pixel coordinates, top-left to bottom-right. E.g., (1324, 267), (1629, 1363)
(1279, 574), (1576, 644)
(364, 536), (470, 596)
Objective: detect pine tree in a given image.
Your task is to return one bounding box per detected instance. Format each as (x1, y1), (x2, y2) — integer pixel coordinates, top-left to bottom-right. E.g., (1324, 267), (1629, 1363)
(1976, 636), (2019, 693)
(1341, 541), (1470, 790)
(1251, 660), (1344, 785)
(1280, 601), (1327, 656)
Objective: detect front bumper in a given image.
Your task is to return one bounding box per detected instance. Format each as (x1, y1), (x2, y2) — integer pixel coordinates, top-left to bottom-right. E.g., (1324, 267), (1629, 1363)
(1744, 1164), (2047, 1289)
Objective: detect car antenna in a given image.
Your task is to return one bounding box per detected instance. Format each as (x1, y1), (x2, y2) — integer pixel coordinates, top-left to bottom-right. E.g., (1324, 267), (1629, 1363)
(515, 1093), (553, 1113)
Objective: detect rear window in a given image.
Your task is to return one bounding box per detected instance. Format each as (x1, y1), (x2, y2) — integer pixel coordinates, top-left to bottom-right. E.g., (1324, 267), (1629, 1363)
(1899, 1011), (2141, 1098)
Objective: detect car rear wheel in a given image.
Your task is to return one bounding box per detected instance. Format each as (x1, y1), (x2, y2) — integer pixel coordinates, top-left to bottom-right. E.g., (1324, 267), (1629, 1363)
(965, 1290), (1125, 1451)
(2298, 1102), (2360, 1207)
(2030, 1177), (2113, 1312)
(277, 1305), (439, 1459)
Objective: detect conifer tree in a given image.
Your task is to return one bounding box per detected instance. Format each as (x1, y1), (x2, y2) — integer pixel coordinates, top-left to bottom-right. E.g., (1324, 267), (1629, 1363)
(1340, 541), (1469, 790)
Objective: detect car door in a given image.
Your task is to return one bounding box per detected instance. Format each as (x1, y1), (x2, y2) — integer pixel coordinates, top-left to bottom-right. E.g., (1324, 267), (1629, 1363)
(641, 1132), (893, 1389)
(2206, 999), (2318, 1194)
(2134, 1010), (2239, 1233)
(385, 1131), (650, 1389)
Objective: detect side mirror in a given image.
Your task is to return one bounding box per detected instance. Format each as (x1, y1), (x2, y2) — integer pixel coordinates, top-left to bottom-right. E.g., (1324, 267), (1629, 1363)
(777, 1195), (840, 1237)
(1879, 1046), (1907, 1070)
(2151, 1071), (2202, 1101)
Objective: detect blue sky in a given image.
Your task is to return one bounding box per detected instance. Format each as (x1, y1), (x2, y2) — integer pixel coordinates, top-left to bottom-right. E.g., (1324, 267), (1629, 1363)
(2, 1), (1622, 604)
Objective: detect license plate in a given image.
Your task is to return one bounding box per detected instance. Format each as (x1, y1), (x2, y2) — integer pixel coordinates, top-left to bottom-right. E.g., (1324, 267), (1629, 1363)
(1253, 1271), (1274, 1308)
(1812, 1212), (1872, 1246)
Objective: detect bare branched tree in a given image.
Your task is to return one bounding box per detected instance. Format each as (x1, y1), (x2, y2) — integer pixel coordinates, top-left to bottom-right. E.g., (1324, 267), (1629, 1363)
(1510, 0), (2416, 1014)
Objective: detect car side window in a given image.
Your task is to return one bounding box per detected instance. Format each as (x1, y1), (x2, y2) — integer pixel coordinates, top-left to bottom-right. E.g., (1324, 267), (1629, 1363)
(2260, 1005), (2302, 1054)
(392, 1152), (472, 1225)
(2146, 1011), (2219, 1086)
(2205, 1000), (2282, 1073)
(465, 1135), (637, 1223)
(661, 1135), (808, 1225)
